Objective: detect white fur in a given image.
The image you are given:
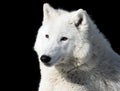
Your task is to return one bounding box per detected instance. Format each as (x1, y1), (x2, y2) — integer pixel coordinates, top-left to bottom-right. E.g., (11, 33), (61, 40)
(34, 3), (120, 91)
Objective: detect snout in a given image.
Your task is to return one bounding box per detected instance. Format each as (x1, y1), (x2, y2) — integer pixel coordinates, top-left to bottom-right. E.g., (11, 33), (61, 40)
(40, 55), (51, 63)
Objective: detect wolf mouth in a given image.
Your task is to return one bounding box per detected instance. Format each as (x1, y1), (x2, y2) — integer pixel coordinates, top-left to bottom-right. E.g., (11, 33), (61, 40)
(44, 57), (65, 67)
(43, 62), (53, 67)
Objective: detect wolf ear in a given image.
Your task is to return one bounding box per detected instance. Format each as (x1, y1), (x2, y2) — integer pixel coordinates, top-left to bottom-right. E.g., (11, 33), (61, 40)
(73, 9), (88, 28)
(43, 3), (56, 20)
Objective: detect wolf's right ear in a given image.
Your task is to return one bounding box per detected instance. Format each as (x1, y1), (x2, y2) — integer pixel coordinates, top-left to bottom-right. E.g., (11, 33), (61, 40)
(43, 3), (56, 20)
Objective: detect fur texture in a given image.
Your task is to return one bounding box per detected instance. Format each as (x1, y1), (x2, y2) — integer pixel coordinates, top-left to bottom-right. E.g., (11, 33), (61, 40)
(34, 3), (120, 91)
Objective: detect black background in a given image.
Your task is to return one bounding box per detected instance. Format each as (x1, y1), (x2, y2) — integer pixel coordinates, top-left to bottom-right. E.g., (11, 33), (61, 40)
(5, 0), (120, 91)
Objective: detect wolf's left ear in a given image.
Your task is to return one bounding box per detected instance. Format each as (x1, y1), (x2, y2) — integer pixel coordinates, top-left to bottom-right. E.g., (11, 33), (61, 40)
(43, 3), (56, 20)
(72, 9), (88, 28)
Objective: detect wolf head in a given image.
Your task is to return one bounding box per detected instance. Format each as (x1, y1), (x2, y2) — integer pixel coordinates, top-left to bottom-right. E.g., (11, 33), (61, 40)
(34, 3), (98, 67)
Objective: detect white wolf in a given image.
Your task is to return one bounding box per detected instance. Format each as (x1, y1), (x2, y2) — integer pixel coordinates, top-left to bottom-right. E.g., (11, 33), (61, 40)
(34, 3), (120, 91)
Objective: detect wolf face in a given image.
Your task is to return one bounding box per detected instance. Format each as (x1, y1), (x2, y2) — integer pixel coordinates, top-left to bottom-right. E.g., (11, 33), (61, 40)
(34, 4), (91, 66)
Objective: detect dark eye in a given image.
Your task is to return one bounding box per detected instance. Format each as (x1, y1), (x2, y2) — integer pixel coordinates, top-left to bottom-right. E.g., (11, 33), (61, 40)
(60, 37), (68, 41)
(45, 34), (49, 38)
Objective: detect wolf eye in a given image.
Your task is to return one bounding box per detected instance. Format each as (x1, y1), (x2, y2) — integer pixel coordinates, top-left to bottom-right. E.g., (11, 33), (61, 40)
(60, 37), (68, 41)
(45, 34), (49, 38)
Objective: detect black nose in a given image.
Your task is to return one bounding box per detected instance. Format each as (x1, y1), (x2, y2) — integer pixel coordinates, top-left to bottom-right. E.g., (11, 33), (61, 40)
(40, 55), (51, 63)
